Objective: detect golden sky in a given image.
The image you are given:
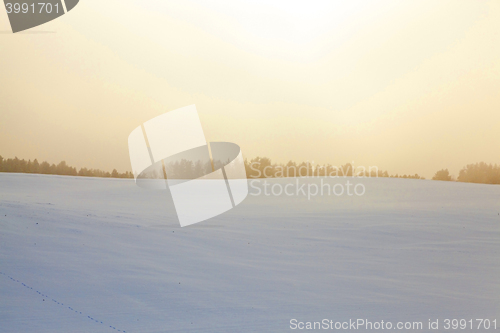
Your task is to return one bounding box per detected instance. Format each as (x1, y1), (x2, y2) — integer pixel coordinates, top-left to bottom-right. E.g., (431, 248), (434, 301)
(1, 0), (499, 178)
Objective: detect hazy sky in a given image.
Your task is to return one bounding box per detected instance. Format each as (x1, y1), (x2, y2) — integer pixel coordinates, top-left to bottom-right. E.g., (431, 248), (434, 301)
(1, 0), (499, 178)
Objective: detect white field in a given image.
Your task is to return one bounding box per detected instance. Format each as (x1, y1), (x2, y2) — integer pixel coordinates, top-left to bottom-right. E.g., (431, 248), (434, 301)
(0, 173), (499, 333)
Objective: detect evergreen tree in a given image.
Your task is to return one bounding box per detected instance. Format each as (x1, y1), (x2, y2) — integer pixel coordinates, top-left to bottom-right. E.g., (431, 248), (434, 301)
(432, 169), (452, 181)
(33, 159), (39, 173)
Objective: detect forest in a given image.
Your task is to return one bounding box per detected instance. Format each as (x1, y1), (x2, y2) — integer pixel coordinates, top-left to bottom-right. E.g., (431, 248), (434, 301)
(0, 155), (498, 185)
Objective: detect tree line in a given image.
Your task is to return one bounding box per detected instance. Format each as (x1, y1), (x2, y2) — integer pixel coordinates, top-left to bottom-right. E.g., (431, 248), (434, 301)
(0, 155), (421, 180)
(432, 162), (500, 184)
(1, 154), (498, 184)
(0, 156), (133, 178)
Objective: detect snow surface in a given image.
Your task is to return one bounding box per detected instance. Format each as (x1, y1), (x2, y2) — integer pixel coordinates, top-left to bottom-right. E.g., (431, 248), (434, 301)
(0, 173), (499, 332)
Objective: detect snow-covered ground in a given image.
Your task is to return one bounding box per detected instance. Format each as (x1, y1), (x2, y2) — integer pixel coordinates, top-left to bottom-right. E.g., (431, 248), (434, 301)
(0, 173), (499, 332)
